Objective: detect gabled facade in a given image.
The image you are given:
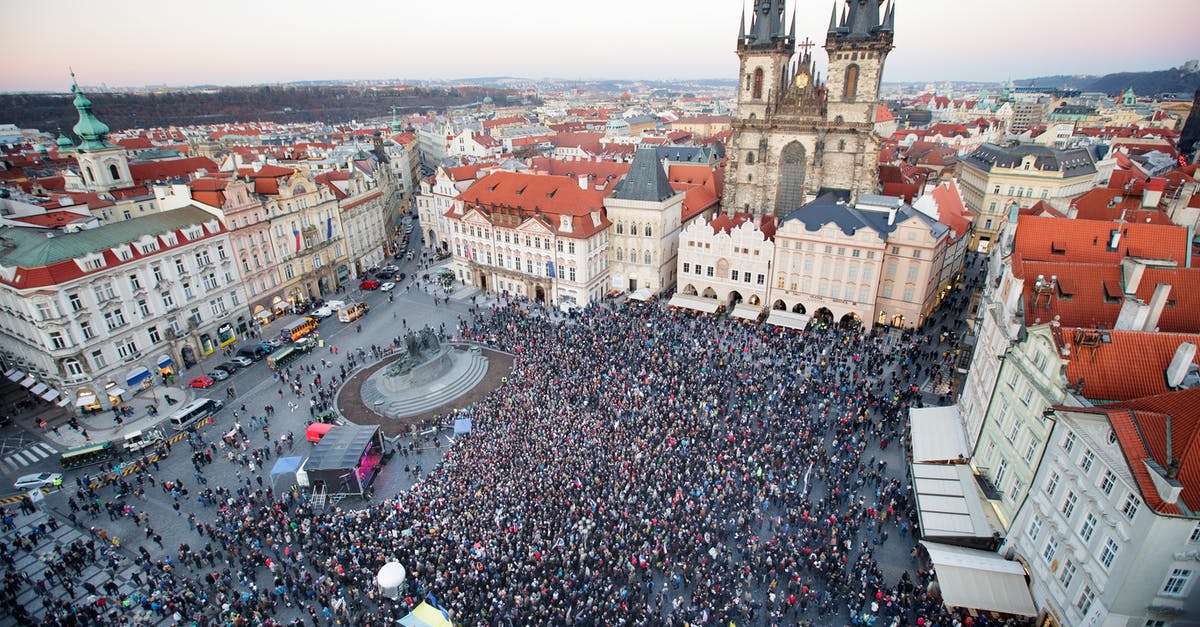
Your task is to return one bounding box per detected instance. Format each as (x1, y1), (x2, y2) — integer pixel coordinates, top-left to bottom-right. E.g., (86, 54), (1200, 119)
(678, 213), (775, 310)
(605, 148), (685, 295)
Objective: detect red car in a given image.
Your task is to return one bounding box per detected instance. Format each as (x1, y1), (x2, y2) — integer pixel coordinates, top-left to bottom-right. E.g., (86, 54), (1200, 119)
(188, 375), (215, 389)
(360, 279), (380, 290)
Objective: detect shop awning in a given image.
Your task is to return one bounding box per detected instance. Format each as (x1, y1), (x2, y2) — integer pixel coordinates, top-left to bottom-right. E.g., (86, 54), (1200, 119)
(29, 383), (48, 395)
(666, 293), (720, 314)
(19, 375), (36, 388)
(629, 288), (653, 302)
(126, 366), (151, 386)
(909, 406), (970, 463)
(911, 463), (1003, 539)
(156, 354), (174, 368)
(56, 396), (72, 407)
(765, 309), (811, 330)
(76, 392), (97, 407)
(41, 389), (61, 402)
(255, 309), (272, 319)
(920, 541), (1037, 617)
(731, 303), (763, 321)
(107, 387), (126, 398)
(4, 369), (22, 382)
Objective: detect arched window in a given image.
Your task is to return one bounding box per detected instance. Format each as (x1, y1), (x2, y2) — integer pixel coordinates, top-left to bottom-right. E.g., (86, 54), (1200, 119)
(616, 248), (623, 262)
(645, 225), (652, 237)
(631, 224), (639, 236)
(85, 166), (95, 182)
(746, 151), (755, 165)
(838, 140), (846, 151)
(752, 68), (764, 100)
(843, 64), (859, 101)
(108, 164), (120, 180)
(616, 222), (623, 235)
(777, 141), (807, 210)
(644, 250), (652, 264)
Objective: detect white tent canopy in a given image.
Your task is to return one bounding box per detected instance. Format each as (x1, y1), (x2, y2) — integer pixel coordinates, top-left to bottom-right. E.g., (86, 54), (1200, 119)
(765, 309), (810, 330)
(909, 406), (970, 463)
(920, 541), (1037, 617)
(730, 303), (763, 321)
(911, 463), (1003, 539)
(667, 294), (720, 314)
(628, 288), (653, 302)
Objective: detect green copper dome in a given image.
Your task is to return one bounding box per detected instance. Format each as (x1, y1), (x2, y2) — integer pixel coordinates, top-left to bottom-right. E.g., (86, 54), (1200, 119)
(56, 132), (74, 147)
(69, 74), (116, 152)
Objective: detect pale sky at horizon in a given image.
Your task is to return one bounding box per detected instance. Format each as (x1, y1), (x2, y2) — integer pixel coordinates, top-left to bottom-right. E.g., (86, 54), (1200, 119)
(3, 0), (1198, 92)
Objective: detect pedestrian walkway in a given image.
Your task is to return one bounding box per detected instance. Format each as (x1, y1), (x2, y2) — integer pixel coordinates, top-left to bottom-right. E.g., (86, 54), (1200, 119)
(2, 441), (57, 471)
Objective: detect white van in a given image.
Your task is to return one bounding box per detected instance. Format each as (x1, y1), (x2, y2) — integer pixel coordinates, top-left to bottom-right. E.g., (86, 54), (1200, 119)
(168, 398), (225, 431)
(124, 427), (165, 453)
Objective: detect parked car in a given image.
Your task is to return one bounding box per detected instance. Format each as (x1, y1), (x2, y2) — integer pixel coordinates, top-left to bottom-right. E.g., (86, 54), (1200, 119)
(236, 345), (270, 361)
(230, 355), (253, 367)
(189, 375), (215, 388)
(360, 279), (380, 290)
(263, 337), (285, 350)
(381, 265), (399, 274)
(208, 369), (231, 381)
(325, 300), (347, 312)
(13, 472), (63, 490)
(312, 305), (334, 319)
(294, 337), (317, 352)
(217, 361), (242, 373)
(380, 281), (396, 292)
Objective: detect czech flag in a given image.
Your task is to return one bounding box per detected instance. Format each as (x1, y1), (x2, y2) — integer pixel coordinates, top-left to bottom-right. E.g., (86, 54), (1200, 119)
(293, 228), (301, 252)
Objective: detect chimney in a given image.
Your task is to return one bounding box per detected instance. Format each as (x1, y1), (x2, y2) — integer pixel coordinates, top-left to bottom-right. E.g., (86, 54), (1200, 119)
(1165, 342), (1196, 388)
(1143, 283), (1172, 331)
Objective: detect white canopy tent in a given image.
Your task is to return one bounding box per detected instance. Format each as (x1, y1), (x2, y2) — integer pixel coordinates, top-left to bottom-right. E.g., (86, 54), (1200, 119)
(628, 288), (653, 302)
(911, 463), (1003, 540)
(920, 541), (1037, 617)
(765, 309), (810, 330)
(667, 294), (720, 314)
(4, 369), (23, 382)
(909, 406), (970, 463)
(730, 303), (763, 321)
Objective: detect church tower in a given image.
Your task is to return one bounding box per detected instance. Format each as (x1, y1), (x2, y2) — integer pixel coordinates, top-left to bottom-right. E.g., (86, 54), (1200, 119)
(68, 73), (133, 193)
(723, 0), (895, 217)
(824, 0), (894, 125)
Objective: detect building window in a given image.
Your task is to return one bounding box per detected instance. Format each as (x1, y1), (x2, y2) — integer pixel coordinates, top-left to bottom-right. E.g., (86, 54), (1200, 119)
(93, 282), (115, 302)
(1042, 537), (1058, 564)
(1026, 516), (1041, 540)
(152, 265), (163, 283)
(1100, 470), (1116, 496)
(175, 259), (186, 275)
(731, 269), (739, 281)
(1063, 431), (1076, 453)
(64, 359), (84, 377)
(1046, 471), (1060, 497)
(683, 263), (691, 274)
(90, 349), (107, 369)
(757, 274), (765, 285)
(68, 292), (83, 312)
(1079, 513), (1097, 542)
(995, 459), (1008, 487)
(1061, 491), (1077, 519)
(129, 274), (141, 291)
(1162, 568), (1193, 597)
(1099, 538), (1119, 569)
(103, 309), (126, 330)
(1190, 521), (1200, 544)
(1121, 494), (1141, 520)
(1023, 438), (1039, 463)
(752, 68), (764, 99)
(843, 64), (859, 101)
(1007, 479), (1023, 502)
(706, 266), (714, 277)
(49, 331), (67, 350)
(1080, 449), (1094, 474)
(148, 326), (161, 344)
(1076, 586), (1095, 615)
(116, 339), (138, 360)
(80, 320), (94, 340)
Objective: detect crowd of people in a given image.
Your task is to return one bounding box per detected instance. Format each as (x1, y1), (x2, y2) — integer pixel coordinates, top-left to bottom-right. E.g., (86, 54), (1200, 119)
(1, 255), (1036, 626)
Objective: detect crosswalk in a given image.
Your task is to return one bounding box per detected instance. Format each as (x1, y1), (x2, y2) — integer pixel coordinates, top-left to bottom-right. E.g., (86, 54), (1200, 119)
(2, 442), (57, 471)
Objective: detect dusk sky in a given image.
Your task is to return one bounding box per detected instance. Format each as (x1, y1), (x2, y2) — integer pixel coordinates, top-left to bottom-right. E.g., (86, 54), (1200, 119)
(4, 0), (1198, 92)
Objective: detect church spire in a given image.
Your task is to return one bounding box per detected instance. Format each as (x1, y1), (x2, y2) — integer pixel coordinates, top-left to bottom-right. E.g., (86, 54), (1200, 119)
(745, 0), (788, 48)
(738, 5), (746, 41)
(69, 71), (116, 152)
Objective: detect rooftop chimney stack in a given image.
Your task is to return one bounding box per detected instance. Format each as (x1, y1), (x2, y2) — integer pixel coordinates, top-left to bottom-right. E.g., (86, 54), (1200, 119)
(1165, 342), (1196, 388)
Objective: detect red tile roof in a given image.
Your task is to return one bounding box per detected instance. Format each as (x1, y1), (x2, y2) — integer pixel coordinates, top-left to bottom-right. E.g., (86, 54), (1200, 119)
(9, 210), (92, 228)
(128, 156), (218, 185)
(455, 171), (609, 239)
(1055, 327), (1200, 402)
(875, 104), (894, 123)
(1070, 188), (1174, 224)
(1023, 262), (1200, 332)
(926, 180), (973, 239)
(1099, 387), (1200, 516)
(1014, 215), (1189, 267)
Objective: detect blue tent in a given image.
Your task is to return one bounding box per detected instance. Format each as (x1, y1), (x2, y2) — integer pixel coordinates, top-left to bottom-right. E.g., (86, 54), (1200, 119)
(269, 455), (305, 490)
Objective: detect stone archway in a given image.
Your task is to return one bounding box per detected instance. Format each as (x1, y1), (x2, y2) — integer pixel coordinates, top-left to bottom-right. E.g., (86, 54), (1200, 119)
(682, 284), (698, 296)
(839, 312), (862, 329)
(534, 286), (546, 303)
(772, 299), (787, 310)
(748, 294), (761, 306)
(812, 307), (834, 325)
(729, 290), (744, 306)
(702, 287), (718, 299)
(791, 302), (807, 314)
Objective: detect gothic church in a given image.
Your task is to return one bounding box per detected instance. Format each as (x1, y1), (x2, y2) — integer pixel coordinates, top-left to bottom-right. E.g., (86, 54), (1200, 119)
(722, 0), (895, 216)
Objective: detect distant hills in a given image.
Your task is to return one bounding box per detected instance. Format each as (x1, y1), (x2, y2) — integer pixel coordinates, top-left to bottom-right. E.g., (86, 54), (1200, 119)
(0, 85), (533, 134)
(1016, 64), (1200, 97)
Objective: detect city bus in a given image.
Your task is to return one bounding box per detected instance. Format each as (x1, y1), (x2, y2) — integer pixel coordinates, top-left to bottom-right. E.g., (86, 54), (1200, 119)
(267, 346), (296, 370)
(280, 316), (318, 342)
(60, 440), (117, 469)
(168, 398), (225, 431)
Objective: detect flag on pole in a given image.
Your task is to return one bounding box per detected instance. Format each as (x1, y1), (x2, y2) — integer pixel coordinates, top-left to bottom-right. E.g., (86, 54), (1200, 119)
(293, 228), (302, 252)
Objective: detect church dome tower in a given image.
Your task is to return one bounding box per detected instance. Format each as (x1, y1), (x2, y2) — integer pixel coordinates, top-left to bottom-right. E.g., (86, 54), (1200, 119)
(68, 72), (133, 193)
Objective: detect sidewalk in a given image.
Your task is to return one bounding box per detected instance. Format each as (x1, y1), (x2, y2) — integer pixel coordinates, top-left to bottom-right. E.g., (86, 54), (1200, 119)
(39, 385), (190, 450)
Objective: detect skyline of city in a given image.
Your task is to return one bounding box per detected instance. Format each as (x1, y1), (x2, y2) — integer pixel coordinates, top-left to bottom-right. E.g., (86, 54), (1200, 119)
(3, 0), (1199, 92)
